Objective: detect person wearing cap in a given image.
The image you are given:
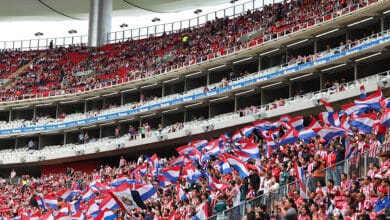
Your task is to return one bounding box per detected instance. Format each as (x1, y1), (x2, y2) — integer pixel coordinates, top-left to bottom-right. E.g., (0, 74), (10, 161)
(374, 186), (390, 214)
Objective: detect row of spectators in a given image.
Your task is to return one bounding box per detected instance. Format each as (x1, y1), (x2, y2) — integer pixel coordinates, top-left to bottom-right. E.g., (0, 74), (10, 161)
(0, 88), (389, 219)
(0, 0), (376, 102)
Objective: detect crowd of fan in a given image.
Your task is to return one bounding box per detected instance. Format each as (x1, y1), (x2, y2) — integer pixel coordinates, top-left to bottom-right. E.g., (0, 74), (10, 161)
(0, 92), (388, 219)
(0, 0), (376, 101)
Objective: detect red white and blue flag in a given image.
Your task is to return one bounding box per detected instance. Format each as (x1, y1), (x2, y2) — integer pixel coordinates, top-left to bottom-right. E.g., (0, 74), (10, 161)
(176, 183), (188, 201)
(298, 117), (321, 141)
(319, 99), (334, 112)
(354, 86), (383, 110)
(380, 109), (390, 126)
(319, 112), (340, 127)
(341, 103), (370, 116)
(223, 154), (249, 178)
(349, 114), (377, 133)
(109, 183), (147, 212)
(294, 164), (308, 199)
(313, 126), (346, 141)
(94, 210), (117, 220)
(279, 129), (299, 145)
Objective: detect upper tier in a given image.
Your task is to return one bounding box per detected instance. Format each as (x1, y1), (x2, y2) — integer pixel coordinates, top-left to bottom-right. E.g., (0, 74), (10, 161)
(0, 0), (386, 107)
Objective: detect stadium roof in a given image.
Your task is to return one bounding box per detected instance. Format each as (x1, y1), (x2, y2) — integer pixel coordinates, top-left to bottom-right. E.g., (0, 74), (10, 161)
(0, 0), (232, 21)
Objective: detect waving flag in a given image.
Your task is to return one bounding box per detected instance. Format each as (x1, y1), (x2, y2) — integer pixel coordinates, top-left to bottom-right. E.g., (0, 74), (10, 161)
(204, 140), (221, 156)
(380, 97), (390, 108)
(279, 129), (299, 145)
(223, 154), (249, 178)
(161, 165), (182, 183)
(190, 139), (209, 150)
(349, 114), (377, 133)
(81, 189), (95, 202)
(341, 103), (370, 116)
(158, 174), (172, 187)
(69, 199), (81, 214)
(99, 195), (119, 211)
(131, 184), (157, 201)
(236, 142), (260, 159)
(233, 150), (252, 162)
(219, 160), (232, 174)
(71, 212), (85, 220)
(208, 176), (229, 190)
(231, 130), (243, 142)
(193, 203), (209, 220)
(354, 86), (383, 109)
(241, 125), (255, 137)
(176, 184), (188, 201)
(313, 126), (345, 141)
(110, 176), (131, 187)
(94, 210), (117, 220)
(289, 116), (304, 131)
(59, 189), (80, 202)
(380, 109), (390, 126)
(171, 155), (186, 166)
(183, 164), (203, 183)
(176, 145), (195, 156)
(279, 115), (292, 123)
(299, 116), (321, 141)
(294, 164), (308, 199)
(253, 120), (281, 130)
(44, 194), (58, 209)
(109, 183), (147, 212)
(319, 112), (340, 127)
(319, 99), (334, 112)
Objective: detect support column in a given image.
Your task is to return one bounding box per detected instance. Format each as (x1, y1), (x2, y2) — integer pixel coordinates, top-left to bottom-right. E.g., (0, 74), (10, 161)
(33, 106), (37, 119)
(288, 81), (293, 97)
(120, 94), (124, 106)
(38, 135), (42, 150)
(55, 103), (59, 119)
(381, 16), (385, 32)
(260, 89), (264, 105)
(345, 28), (350, 41)
(208, 103), (212, 119)
(354, 63), (358, 80)
(314, 38), (318, 54)
(320, 72), (324, 90)
(99, 127), (103, 139)
(63, 133), (67, 146)
(84, 101), (88, 113)
(88, 0), (113, 47)
(161, 114), (165, 128)
(206, 70), (210, 85)
(258, 55), (262, 71)
(8, 110), (12, 122)
(14, 138), (18, 150)
(234, 96), (238, 112)
(162, 85), (165, 97)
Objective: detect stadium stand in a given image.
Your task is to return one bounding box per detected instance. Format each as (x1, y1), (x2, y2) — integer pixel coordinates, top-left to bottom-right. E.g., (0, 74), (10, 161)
(0, 0), (389, 219)
(0, 90), (389, 219)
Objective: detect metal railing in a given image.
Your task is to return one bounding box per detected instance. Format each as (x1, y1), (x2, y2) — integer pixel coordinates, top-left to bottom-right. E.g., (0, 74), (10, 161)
(207, 144), (387, 219)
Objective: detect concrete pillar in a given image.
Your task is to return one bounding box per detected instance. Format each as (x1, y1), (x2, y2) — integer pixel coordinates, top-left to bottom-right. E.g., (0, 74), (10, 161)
(184, 78), (188, 92)
(8, 110), (12, 122)
(354, 63), (358, 80)
(84, 101), (87, 113)
(161, 114), (165, 127)
(314, 38), (318, 54)
(288, 81), (293, 97)
(99, 127), (103, 138)
(162, 85), (165, 97)
(88, 0), (112, 47)
(63, 133), (67, 146)
(55, 103), (59, 119)
(260, 89), (264, 105)
(208, 103), (212, 118)
(258, 56), (262, 71)
(120, 94), (124, 106)
(234, 96), (238, 112)
(14, 138), (18, 150)
(345, 28), (350, 41)
(381, 16), (385, 32)
(33, 106), (37, 119)
(206, 70), (210, 85)
(38, 135), (42, 150)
